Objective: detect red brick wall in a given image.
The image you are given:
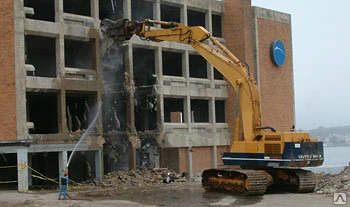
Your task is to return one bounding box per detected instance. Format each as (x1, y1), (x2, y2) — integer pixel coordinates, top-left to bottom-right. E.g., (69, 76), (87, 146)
(192, 147), (212, 173)
(257, 19), (295, 132)
(0, 1), (16, 140)
(161, 147), (180, 171)
(223, 0), (254, 142)
(223, 0), (294, 135)
(178, 147), (188, 173)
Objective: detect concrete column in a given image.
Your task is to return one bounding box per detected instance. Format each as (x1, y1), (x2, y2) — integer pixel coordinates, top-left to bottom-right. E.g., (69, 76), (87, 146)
(154, 0), (160, 21)
(210, 98), (218, 168)
(207, 6), (212, 33)
(125, 44), (135, 133)
(208, 94), (215, 124)
(155, 47), (164, 130)
(183, 51), (190, 125)
(123, 0), (132, 19)
(58, 151), (68, 175)
(210, 67), (217, 168)
(183, 49), (193, 179)
(14, 0), (28, 139)
(56, 0), (67, 134)
(94, 150), (103, 181)
(212, 146), (218, 168)
(28, 153), (32, 186)
(91, 0), (99, 26)
(187, 147), (193, 180)
(17, 149), (28, 192)
(125, 43), (138, 170)
(181, 2), (187, 25)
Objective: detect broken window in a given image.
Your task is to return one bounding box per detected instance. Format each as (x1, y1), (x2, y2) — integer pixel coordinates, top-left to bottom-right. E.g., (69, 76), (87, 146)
(188, 9), (206, 27)
(131, 0), (153, 21)
(26, 35), (56, 77)
(134, 86), (157, 131)
(24, 0), (55, 22)
(212, 14), (222, 37)
(164, 98), (184, 123)
(64, 0), (91, 16)
(161, 4), (181, 28)
(191, 99), (209, 123)
(99, 0), (123, 20)
(65, 39), (93, 69)
(67, 151), (96, 182)
(162, 51), (182, 76)
(30, 152), (58, 188)
(215, 100), (225, 123)
(26, 92), (58, 134)
(133, 48), (155, 86)
(214, 68), (224, 80)
(0, 153), (17, 189)
(189, 54), (207, 79)
(133, 48), (157, 131)
(65, 93), (95, 133)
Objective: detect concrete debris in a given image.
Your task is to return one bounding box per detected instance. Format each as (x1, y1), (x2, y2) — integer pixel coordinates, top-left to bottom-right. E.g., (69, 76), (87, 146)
(315, 166), (350, 195)
(74, 168), (190, 191)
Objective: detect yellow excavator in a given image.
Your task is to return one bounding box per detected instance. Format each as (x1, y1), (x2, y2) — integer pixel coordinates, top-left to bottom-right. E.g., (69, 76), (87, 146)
(101, 18), (324, 195)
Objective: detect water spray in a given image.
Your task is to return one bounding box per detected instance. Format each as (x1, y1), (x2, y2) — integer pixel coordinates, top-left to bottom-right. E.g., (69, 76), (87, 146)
(67, 101), (102, 168)
(110, 0), (115, 14)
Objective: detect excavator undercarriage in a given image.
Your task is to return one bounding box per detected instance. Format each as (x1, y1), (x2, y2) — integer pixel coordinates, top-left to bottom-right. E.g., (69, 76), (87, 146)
(202, 168), (316, 195)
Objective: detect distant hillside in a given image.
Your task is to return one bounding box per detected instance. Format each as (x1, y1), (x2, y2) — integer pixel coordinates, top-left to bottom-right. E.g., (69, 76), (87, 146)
(303, 126), (350, 147)
(308, 125), (350, 138)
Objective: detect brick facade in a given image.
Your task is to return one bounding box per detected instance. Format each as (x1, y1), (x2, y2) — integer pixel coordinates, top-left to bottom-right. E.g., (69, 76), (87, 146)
(192, 147), (212, 173)
(0, 1), (16, 140)
(257, 18), (295, 132)
(222, 0), (255, 141)
(223, 0), (295, 137)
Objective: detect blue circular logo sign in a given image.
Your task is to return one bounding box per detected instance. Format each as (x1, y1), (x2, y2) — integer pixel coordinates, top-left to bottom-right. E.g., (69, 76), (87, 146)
(270, 40), (286, 66)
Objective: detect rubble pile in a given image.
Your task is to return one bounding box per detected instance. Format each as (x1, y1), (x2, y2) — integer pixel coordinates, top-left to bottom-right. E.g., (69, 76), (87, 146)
(315, 166), (350, 194)
(74, 168), (190, 191)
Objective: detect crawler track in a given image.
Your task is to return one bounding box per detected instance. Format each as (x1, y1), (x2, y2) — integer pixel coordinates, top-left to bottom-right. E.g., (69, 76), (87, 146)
(293, 169), (316, 193)
(202, 168), (316, 195)
(263, 168), (316, 193)
(202, 169), (267, 195)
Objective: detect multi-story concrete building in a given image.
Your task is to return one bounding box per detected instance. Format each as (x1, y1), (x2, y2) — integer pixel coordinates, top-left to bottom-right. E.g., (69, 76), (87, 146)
(0, 0), (295, 191)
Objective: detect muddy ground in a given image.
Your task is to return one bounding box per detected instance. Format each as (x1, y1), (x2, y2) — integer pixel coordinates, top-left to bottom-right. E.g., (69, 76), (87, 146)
(1, 167), (349, 207)
(0, 182), (343, 207)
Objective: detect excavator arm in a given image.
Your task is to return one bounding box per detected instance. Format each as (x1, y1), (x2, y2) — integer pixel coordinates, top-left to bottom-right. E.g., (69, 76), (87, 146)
(102, 18), (263, 142)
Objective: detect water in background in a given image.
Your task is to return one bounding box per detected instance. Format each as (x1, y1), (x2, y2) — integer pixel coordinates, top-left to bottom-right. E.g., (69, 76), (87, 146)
(305, 146), (350, 174)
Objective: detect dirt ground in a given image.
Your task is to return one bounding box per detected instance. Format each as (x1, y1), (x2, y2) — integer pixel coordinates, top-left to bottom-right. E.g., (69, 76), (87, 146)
(1, 167), (349, 207)
(0, 182), (342, 207)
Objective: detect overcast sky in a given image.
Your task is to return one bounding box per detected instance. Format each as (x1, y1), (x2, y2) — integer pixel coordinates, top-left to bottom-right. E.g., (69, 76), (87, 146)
(251, 0), (350, 130)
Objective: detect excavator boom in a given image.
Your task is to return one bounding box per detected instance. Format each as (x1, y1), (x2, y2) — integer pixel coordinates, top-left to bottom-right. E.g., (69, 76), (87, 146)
(101, 18), (324, 195)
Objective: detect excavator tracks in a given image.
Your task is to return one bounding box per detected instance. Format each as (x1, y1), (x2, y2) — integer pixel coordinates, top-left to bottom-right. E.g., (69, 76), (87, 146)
(202, 169), (267, 195)
(202, 168), (316, 195)
(293, 169), (316, 193)
(264, 168), (316, 193)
